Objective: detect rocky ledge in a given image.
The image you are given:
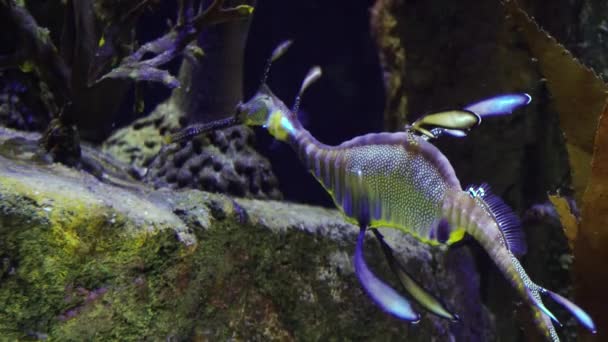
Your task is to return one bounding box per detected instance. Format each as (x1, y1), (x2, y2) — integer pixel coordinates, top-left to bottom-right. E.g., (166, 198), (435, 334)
(0, 127), (492, 341)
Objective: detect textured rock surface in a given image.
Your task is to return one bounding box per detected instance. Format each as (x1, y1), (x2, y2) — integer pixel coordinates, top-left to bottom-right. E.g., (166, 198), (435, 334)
(102, 100), (183, 168)
(102, 99), (281, 200)
(146, 126), (281, 199)
(577, 0), (608, 80)
(0, 74), (48, 132)
(0, 127), (492, 340)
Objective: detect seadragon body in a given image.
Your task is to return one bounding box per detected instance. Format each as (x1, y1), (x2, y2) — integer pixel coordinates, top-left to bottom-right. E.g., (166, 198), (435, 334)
(170, 44), (596, 341)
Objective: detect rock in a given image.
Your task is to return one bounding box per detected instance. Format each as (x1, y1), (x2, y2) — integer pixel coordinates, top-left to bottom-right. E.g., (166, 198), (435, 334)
(102, 99), (282, 200)
(0, 127), (492, 340)
(146, 126), (282, 200)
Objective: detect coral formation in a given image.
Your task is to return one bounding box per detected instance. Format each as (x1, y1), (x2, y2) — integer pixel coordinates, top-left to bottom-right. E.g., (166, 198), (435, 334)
(146, 125), (281, 199)
(102, 101), (183, 168)
(102, 100), (282, 200)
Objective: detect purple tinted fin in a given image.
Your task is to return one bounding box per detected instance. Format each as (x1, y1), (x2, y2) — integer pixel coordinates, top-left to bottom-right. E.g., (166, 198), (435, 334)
(544, 289), (596, 333)
(372, 229), (459, 321)
(261, 40), (293, 85)
(293, 66), (322, 114)
(530, 291), (562, 326)
(464, 93), (531, 117)
(441, 129), (468, 137)
(354, 228), (420, 322)
(476, 183), (527, 256)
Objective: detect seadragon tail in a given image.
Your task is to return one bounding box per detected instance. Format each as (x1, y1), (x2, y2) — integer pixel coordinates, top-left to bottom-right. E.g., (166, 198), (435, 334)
(441, 188), (589, 341)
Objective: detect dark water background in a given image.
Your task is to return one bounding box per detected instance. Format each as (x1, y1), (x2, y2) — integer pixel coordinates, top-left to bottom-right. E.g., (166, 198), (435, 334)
(244, 0), (384, 207)
(129, 0), (383, 207)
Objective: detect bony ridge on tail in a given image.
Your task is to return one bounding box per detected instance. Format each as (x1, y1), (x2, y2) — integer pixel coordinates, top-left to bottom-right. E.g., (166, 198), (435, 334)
(168, 41), (596, 341)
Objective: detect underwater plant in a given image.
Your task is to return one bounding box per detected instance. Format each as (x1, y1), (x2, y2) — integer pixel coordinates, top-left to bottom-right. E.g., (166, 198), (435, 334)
(0, 0), (252, 166)
(502, 1), (608, 339)
(169, 42), (597, 341)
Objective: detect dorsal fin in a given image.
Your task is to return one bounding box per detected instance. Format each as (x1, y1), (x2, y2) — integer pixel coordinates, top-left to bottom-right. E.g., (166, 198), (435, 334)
(470, 183), (527, 256)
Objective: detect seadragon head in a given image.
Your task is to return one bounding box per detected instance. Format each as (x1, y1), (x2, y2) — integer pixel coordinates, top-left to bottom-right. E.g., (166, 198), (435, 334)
(235, 84), (299, 141)
(235, 40), (321, 142)
(168, 40), (318, 144)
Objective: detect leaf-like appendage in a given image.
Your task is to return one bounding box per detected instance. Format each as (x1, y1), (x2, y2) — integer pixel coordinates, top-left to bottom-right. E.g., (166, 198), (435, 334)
(504, 0), (608, 203)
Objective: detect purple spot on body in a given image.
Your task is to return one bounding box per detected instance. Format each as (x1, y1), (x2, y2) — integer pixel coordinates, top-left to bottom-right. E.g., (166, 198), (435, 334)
(436, 219), (451, 243)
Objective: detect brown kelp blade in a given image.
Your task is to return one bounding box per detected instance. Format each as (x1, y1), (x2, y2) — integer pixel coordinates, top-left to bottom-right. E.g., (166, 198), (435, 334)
(504, 0), (608, 336)
(504, 0), (608, 203)
(575, 99), (608, 339)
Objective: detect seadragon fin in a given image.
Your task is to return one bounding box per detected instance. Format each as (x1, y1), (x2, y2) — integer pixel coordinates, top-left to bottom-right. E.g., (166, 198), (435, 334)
(371, 229), (459, 321)
(468, 183), (527, 256)
(409, 93), (531, 139)
(542, 288), (596, 333)
(410, 110), (479, 139)
(464, 93), (531, 118)
(354, 227), (421, 322)
(292, 66), (322, 115)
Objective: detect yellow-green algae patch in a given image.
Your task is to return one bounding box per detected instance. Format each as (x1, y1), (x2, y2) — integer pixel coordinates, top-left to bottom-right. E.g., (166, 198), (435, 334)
(0, 152), (199, 339)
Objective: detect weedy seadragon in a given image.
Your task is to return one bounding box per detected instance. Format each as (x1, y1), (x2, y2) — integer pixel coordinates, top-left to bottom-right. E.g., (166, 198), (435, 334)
(169, 41), (596, 341)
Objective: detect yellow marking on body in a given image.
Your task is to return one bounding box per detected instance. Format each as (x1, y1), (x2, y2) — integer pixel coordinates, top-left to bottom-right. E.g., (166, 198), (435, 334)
(19, 60), (34, 73)
(267, 110), (290, 141)
(446, 227), (466, 244)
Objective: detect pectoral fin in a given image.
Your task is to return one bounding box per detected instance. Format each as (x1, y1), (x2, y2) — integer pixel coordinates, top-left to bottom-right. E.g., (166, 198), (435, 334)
(371, 229), (459, 321)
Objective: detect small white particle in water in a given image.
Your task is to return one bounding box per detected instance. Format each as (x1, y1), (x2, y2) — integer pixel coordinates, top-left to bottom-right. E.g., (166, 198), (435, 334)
(43, 207), (52, 213)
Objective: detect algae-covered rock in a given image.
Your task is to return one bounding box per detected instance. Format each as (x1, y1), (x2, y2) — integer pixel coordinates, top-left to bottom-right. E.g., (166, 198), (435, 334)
(0, 128), (492, 340)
